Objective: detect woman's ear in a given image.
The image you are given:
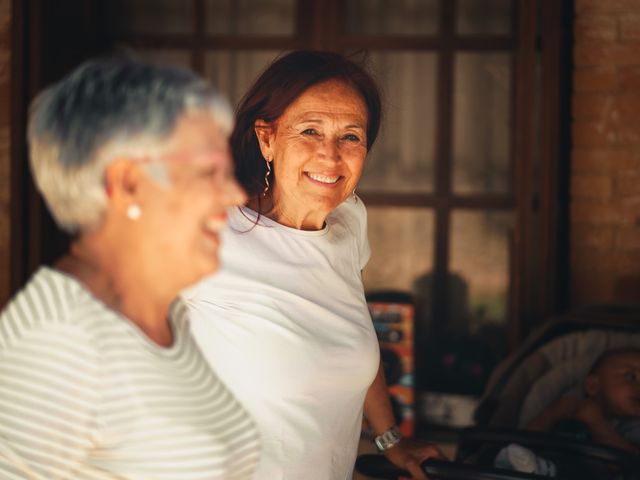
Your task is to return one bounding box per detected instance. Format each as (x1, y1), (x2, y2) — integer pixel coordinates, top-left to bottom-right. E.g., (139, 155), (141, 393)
(104, 159), (144, 209)
(584, 373), (601, 397)
(254, 119), (274, 161)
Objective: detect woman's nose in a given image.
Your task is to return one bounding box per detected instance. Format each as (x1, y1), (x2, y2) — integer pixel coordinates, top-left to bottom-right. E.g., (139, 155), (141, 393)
(320, 138), (342, 163)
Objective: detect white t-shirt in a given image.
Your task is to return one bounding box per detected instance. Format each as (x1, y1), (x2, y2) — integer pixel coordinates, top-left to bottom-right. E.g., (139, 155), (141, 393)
(0, 267), (260, 480)
(184, 196), (380, 480)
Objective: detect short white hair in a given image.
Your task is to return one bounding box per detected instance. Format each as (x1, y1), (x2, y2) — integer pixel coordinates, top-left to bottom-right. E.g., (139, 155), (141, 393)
(28, 58), (232, 233)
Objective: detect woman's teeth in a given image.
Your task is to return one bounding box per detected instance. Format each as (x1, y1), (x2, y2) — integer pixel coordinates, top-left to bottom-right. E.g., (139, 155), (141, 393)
(307, 173), (339, 184)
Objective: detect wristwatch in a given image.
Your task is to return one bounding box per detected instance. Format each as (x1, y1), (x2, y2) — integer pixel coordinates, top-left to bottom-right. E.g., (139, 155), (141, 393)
(374, 425), (402, 452)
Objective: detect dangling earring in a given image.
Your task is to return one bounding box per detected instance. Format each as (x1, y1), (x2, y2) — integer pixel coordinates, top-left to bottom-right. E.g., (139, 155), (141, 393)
(352, 189), (357, 203)
(127, 204), (142, 220)
(262, 158), (272, 197)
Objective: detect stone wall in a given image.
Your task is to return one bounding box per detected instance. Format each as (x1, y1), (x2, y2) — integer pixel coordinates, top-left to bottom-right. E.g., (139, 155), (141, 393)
(571, 0), (640, 305)
(0, 0), (11, 306)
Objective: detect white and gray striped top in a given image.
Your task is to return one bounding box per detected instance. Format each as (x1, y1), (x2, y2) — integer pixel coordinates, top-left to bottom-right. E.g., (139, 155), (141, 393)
(0, 267), (260, 480)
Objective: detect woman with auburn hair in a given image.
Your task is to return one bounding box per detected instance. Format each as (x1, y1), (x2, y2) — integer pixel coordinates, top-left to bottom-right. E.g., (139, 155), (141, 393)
(185, 50), (445, 480)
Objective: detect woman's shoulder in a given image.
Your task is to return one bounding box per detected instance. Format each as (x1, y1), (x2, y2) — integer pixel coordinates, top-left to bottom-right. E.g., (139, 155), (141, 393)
(0, 267), (110, 350)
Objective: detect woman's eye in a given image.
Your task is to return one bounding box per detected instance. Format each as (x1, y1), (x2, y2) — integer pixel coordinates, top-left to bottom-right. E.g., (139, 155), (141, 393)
(344, 134), (360, 142)
(302, 128), (317, 136)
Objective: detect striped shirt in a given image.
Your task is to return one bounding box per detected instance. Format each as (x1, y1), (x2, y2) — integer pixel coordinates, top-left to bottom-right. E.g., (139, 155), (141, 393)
(0, 267), (259, 480)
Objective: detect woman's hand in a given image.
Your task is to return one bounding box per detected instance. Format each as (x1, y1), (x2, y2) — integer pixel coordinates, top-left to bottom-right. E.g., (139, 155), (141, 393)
(383, 437), (448, 480)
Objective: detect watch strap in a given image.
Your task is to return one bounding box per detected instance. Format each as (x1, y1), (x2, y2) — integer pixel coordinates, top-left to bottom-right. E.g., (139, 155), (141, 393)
(374, 425), (402, 451)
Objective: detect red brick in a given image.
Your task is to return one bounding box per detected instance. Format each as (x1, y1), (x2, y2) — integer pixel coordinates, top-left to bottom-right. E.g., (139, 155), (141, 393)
(619, 66), (640, 90)
(571, 200), (637, 225)
(575, 16), (618, 42)
(616, 171), (640, 197)
(572, 148), (639, 173)
(611, 93), (640, 117)
(571, 225), (616, 250)
(613, 274), (640, 301)
(571, 247), (611, 269)
(572, 148), (611, 172)
(609, 149), (640, 170)
(571, 174), (613, 199)
(592, 93), (640, 124)
(570, 264), (615, 306)
(620, 14), (640, 42)
(574, 67), (618, 92)
(613, 252), (640, 275)
(572, 93), (640, 123)
(615, 226), (640, 250)
(571, 278), (614, 305)
(572, 93), (612, 120)
(572, 121), (617, 147)
(617, 123), (640, 144)
(573, 250), (640, 281)
(574, 42), (640, 67)
(576, 0), (640, 14)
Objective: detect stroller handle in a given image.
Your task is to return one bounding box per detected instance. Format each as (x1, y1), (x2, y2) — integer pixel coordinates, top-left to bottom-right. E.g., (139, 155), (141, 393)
(355, 454), (550, 480)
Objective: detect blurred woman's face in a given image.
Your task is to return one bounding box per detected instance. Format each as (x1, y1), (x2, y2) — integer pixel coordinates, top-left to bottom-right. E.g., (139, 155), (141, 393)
(256, 79), (368, 230)
(136, 112), (246, 289)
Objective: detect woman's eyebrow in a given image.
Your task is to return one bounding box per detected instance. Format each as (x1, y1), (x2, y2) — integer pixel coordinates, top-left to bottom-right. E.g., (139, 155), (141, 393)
(294, 118), (365, 130)
(296, 118), (323, 124)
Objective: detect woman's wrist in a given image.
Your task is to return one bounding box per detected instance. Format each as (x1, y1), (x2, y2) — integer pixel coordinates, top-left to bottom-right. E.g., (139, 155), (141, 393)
(374, 425), (402, 451)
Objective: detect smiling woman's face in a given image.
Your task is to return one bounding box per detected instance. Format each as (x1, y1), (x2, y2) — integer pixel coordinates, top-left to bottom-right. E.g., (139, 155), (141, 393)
(255, 79), (368, 230)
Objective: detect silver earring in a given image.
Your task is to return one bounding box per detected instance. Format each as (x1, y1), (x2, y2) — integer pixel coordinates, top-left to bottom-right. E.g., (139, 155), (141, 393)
(262, 158), (272, 197)
(127, 204), (142, 220)
(352, 189), (357, 203)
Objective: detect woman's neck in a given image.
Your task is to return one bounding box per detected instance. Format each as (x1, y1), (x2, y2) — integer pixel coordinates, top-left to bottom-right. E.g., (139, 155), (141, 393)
(247, 195), (327, 231)
(56, 238), (175, 347)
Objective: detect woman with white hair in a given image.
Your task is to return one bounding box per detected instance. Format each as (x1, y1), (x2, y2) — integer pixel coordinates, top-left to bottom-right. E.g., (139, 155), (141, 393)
(0, 59), (259, 479)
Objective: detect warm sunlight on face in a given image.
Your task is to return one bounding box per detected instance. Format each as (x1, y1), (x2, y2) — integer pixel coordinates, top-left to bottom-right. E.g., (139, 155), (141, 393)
(138, 112), (246, 288)
(259, 79), (368, 230)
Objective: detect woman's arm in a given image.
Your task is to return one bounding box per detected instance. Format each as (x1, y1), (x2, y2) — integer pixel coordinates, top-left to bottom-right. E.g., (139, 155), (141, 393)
(364, 362), (446, 480)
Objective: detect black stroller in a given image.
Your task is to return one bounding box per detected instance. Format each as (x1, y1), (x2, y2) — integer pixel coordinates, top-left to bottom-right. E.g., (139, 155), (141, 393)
(356, 305), (640, 479)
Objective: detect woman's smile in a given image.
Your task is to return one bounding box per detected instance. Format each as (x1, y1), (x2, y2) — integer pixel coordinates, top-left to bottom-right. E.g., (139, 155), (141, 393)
(305, 172), (343, 186)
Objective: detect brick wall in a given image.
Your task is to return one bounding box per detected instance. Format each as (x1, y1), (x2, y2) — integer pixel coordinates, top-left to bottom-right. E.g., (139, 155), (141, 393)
(571, 0), (640, 306)
(0, 0), (10, 306)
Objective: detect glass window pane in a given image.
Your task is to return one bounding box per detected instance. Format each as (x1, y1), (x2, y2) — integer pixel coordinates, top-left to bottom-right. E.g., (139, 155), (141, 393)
(450, 210), (511, 334)
(452, 53), (511, 194)
(128, 49), (192, 69)
(359, 52), (437, 193)
(106, 0), (193, 35)
(205, 0), (295, 35)
(363, 207), (434, 293)
(346, 0), (439, 35)
(457, 0), (512, 35)
(204, 51), (281, 108)
(416, 209), (511, 404)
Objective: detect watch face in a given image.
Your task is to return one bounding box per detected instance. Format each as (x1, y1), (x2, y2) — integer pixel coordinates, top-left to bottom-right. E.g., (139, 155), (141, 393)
(375, 426), (402, 451)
